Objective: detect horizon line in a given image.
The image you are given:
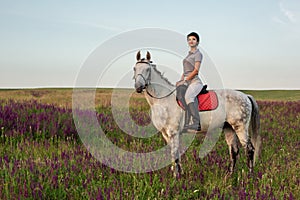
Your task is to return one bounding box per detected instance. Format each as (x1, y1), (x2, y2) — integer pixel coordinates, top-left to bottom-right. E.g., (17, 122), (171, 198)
(0, 86), (299, 91)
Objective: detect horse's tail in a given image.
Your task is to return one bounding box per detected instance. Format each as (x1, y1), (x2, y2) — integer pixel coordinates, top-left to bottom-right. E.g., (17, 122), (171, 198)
(248, 95), (261, 165)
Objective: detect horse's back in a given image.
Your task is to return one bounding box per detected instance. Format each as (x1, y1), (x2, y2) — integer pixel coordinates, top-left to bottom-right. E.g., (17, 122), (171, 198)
(214, 89), (251, 106)
(214, 89), (253, 126)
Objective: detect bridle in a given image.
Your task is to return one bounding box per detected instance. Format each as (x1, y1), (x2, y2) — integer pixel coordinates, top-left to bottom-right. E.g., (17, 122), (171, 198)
(135, 60), (152, 88)
(135, 60), (176, 99)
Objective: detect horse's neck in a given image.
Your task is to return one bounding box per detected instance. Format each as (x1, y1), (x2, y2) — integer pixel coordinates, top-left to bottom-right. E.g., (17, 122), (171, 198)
(145, 68), (175, 104)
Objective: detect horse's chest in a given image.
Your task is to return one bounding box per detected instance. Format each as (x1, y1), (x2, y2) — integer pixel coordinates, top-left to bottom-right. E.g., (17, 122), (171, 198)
(150, 104), (181, 130)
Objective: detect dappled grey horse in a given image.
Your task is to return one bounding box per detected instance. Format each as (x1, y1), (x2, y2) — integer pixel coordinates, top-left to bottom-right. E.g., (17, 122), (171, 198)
(133, 51), (261, 177)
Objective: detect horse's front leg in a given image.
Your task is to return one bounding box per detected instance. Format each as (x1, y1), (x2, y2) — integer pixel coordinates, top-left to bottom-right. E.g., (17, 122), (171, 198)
(169, 132), (182, 178)
(224, 124), (239, 176)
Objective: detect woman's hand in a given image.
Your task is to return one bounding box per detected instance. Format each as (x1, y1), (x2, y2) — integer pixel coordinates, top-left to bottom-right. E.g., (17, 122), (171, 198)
(176, 80), (185, 86)
(176, 80), (188, 87)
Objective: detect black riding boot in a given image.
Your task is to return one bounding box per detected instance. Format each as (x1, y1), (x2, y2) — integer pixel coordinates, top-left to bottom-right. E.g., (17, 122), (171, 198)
(176, 85), (191, 132)
(182, 108), (191, 132)
(187, 102), (201, 132)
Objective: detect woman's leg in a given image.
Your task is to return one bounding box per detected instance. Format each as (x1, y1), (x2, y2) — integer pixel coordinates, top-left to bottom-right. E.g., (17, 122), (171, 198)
(176, 85), (190, 131)
(185, 81), (202, 105)
(185, 81), (203, 131)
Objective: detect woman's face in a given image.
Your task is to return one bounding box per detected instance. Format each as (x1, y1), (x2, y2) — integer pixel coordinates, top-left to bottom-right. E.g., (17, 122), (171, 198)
(187, 36), (198, 48)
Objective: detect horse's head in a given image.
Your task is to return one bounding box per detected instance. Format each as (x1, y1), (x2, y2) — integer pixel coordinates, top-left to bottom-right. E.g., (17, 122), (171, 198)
(133, 51), (152, 93)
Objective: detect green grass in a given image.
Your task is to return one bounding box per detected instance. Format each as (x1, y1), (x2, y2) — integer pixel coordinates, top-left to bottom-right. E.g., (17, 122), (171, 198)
(1, 88), (299, 104)
(0, 89), (299, 199)
(241, 90), (300, 101)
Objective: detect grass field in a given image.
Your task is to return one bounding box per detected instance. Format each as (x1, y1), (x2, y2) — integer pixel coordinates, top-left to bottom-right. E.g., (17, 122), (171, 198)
(0, 88), (299, 107)
(0, 89), (299, 199)
(240, 90), (300, 101)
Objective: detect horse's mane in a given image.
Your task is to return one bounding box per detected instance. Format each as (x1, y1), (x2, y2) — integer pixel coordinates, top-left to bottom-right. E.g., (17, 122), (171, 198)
(151, 63), (175, 87)
(139, 57), (175, 87)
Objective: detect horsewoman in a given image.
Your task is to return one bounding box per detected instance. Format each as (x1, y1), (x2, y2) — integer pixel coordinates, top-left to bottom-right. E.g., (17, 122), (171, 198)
(133, 49), (260, 177)
(176, 32), (203, 132)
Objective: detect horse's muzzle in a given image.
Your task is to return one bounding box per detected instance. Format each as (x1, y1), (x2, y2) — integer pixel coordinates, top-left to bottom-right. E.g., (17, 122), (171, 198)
(136, 86), (144, 93)
(135, 82), (144, 93)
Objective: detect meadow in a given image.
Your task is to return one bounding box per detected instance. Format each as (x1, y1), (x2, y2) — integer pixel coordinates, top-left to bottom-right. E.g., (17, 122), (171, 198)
(0, 89), (299, 199)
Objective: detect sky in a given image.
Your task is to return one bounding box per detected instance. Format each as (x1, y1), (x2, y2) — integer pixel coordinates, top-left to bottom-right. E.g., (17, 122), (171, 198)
(0, 0), (299, 89)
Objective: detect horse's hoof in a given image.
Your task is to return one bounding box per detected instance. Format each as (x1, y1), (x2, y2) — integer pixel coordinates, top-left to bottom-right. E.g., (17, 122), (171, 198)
(173, 172), (182, 179)
(248, 168), (254, 176)
(180, 168), (184, 175)
(171, 164), (183, 178)
(225, 170), (233, 179)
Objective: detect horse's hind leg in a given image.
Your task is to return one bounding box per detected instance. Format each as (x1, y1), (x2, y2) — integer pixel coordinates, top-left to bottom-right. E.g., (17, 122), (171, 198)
(234, 126), (255, 173)
(246, 140), (255, 173)
(223, 123), (239, 176)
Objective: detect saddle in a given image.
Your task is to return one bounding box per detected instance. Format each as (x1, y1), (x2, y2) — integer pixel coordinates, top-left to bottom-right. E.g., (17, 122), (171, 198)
(176, 85), (219, 112)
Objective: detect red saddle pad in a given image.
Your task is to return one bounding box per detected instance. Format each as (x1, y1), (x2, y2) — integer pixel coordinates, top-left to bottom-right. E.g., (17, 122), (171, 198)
(177, 91), (218, 111)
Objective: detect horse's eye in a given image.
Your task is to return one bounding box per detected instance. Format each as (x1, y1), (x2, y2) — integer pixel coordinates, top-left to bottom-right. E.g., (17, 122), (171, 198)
(133, 67), (136, 71)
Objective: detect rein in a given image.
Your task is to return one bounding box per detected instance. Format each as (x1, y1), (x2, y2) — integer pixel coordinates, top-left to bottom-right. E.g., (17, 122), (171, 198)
(146, 87), (176, 99)
(135, 60), (177, 99)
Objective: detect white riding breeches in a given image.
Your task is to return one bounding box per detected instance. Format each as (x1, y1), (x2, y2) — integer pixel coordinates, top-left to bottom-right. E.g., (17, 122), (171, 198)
(185, 80), (203, 105)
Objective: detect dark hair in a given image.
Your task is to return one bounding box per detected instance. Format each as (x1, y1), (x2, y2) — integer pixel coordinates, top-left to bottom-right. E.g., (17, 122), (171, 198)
(187, 32), (200, 42)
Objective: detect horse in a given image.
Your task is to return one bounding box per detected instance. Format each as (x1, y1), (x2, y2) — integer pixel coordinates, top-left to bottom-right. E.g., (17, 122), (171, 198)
(133, 51), (261, 177)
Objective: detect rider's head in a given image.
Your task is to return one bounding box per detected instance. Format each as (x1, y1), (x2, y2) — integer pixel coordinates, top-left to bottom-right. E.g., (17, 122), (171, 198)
(187, 32), (200, 43)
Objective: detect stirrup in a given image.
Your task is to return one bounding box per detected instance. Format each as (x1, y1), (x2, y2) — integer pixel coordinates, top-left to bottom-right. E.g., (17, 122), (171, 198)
(187, 123), (201, 133)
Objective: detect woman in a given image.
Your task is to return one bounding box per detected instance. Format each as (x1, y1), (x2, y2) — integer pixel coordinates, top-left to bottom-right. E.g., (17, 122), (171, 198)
(177, 32), (203, 132)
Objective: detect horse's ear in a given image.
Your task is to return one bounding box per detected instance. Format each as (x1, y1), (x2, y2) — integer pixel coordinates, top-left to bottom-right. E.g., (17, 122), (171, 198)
(136, 51), (141, 61)
(146, 51), (151, 61)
